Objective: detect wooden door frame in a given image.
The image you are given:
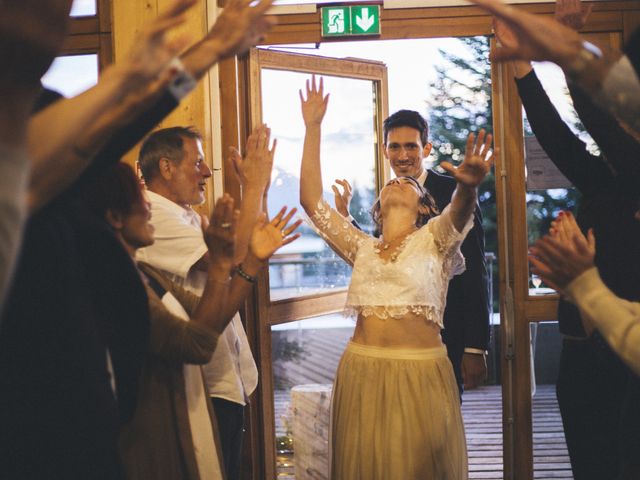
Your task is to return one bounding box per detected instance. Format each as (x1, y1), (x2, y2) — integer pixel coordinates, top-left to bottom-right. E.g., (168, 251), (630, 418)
(225, 49), (389, 479)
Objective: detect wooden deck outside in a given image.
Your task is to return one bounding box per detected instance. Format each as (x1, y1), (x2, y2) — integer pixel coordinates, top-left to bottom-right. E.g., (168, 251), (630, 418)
(272, 327), (572, 479)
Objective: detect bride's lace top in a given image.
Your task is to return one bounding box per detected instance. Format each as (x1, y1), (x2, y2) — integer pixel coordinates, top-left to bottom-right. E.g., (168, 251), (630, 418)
(308, 199), (473, 328)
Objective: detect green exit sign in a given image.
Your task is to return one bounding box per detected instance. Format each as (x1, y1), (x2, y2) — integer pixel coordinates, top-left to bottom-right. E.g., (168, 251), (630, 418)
(321, 5), (381, 37)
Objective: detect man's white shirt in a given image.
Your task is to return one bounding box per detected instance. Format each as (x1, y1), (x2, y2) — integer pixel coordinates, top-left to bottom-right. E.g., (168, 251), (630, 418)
(137, 190), (258, 405)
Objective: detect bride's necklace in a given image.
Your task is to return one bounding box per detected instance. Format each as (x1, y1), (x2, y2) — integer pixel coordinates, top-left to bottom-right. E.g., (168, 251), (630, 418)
(374, 225), (417, 261)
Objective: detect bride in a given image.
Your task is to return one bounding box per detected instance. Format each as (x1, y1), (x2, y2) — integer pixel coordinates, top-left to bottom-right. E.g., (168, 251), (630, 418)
(299, 75), (493, 479)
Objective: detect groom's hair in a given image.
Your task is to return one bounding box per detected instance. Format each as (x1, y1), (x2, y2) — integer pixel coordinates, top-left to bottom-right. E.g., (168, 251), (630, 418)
(383, 110), (429, 146)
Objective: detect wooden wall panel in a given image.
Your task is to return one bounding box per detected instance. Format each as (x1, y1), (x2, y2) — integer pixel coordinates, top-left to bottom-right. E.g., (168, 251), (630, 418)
(111, 0), (212, 214)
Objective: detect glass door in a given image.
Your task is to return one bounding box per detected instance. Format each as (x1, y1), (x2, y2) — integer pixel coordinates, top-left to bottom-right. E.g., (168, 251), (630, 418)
(246, 48), (388, 479)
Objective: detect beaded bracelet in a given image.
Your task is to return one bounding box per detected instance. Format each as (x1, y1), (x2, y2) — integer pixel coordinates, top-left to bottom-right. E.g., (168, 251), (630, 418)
(234, 264), (257, 283)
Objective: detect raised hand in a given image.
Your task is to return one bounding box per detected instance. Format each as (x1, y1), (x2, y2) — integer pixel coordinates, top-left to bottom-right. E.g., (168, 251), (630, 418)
(493, 18), (534, 78)
(205, 0), (276, 60)
(231, 124), (276, 192)
(117, 0), (196, 89)
(300, 75), (330, 127)
(529, 212), (595, 292)
(554, 0), (592, 31)
(440, 130), (494, 188)
(469, 0), (583, 67)
(203, 193), (238, 266)
(549, 210), (578, 243)
(332, 179), (353, 217)
(249, 207), (302, 261)
(493, 18), (519, 51)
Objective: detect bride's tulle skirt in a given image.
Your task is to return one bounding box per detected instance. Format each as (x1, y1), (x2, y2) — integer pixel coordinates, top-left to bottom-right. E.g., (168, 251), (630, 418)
(330, 341), (468, 480)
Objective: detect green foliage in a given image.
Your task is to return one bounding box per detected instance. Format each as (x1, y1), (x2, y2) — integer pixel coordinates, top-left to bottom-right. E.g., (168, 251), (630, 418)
(428, 36), (499, 309)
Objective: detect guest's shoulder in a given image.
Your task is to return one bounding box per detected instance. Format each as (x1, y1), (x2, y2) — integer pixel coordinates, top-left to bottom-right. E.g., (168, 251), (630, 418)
(425, 168), (456, 197)
(426, 168), (455, 184)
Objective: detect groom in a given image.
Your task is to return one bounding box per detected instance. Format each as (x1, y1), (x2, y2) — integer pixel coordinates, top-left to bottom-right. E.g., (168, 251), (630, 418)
(336, 110), (490, 394)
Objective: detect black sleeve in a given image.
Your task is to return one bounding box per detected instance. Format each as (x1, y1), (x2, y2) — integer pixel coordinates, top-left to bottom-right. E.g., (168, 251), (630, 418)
(516, 70), (613, 197)
(77, 92), (179, 188)
(428, 172), (491, 352)
(460, 203), (491, 350)
(569, 84), (640, 182)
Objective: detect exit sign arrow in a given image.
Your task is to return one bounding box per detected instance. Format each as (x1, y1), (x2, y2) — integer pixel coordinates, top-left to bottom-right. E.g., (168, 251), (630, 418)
(355, 7), (375, 32)
(351, 5), (380, 35)
(321, 5), (380, 37)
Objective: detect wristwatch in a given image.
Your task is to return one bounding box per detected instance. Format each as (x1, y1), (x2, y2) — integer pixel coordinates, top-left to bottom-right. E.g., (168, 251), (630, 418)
(566, 41), (603, 81)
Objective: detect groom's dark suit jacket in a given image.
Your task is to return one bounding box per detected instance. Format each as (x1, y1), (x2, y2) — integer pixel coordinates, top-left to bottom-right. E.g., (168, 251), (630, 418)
(423, 169), (491, 389)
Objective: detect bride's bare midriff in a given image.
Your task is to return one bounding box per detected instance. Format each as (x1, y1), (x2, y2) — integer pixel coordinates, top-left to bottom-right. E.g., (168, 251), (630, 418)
(351, 311), (444, 348)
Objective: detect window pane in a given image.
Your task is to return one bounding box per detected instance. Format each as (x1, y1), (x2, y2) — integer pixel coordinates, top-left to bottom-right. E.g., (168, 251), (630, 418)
(525, 63), (594, 295)
(41, 54), (99, 98)
(71, 0), (97, 16)
(272, 313), (355, 479)
(263, 36), (500, 313)
(262, 69), (377, 301)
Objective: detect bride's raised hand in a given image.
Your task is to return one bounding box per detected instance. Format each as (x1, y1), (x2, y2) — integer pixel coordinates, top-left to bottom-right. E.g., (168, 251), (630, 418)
(440, 129), (494, 188)
(299, 74), (329, 127)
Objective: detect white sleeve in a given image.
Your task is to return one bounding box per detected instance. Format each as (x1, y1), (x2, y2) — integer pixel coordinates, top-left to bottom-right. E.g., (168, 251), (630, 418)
(426, 205), (474, 278)
(137, 210), (207, 279)
(307, 199), (369, 266)
(428, 205), (473, 252)
(0, 146), (29, 310)
(566, 267), (640, 376)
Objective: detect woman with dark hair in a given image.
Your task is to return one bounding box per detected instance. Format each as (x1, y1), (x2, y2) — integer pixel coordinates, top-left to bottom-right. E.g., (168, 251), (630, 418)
(299, 76), (493, 479)
(85, 162), (300, 480)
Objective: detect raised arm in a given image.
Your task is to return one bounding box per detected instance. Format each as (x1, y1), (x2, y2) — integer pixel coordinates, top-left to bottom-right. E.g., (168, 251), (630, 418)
(493, 17), (615, 197)
(218, 207), (301, 322)
(139, 195), (238, 363)
(179, 0), (276, 78)
(440, 130), (494, 233)
(27, 0), (195, 212)
(229, 125), (276, 264)
(190, 194), (236, 333)
(299, 75), (329, 213)
(554, 0), (640, 180)
(27, 0), (277, 213)
(469, 0), (640, 138)
(298, 76), (369, 264)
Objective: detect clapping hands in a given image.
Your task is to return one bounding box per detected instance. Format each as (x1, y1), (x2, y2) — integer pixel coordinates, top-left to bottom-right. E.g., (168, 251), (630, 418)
(228, 124), (276, 193)
(203, 193), (238, 267)
(529, 211), (596, 293)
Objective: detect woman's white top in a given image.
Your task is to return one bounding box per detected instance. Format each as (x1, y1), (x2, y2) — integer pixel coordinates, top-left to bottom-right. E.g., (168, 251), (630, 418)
(309, 199), (473, 328)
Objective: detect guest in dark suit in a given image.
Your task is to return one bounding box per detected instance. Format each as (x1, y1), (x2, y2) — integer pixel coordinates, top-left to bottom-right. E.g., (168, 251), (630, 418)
(335, 110), (491, 392)
(494, 3), (640, 473)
